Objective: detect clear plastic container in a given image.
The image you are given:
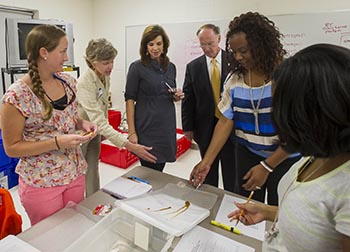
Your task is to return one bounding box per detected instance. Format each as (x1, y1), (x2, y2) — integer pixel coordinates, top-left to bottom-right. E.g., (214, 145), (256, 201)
(21, 202), (102, 252)
(64, 183), (217, 252)
(23, 183), (217, 252)
(64, 208), (173, 252)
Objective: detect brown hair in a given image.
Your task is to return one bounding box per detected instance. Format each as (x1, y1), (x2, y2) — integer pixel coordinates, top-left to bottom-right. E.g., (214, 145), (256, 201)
(139, 25), (170, 69)
(85, 38), (118, 69)
(25, 24), (66, 120)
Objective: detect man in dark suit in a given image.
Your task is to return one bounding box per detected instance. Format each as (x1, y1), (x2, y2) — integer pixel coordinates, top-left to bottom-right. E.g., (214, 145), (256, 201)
(182, 24), (236, 192)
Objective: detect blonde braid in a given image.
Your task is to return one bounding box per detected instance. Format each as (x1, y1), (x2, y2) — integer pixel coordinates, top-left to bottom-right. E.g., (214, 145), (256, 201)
(28, 58), (53, 120)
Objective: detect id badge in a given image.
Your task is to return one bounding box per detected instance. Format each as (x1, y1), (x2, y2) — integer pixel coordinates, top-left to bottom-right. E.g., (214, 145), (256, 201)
(97, 87), (103, 99)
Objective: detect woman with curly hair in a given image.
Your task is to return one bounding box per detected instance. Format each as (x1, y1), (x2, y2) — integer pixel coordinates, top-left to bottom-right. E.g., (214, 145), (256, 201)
(229, 43), (350, 252)
(190, 12), (300, 205)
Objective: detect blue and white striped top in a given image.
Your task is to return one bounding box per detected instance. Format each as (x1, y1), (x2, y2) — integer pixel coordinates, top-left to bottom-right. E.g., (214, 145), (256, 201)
(218, 74), (278, 158)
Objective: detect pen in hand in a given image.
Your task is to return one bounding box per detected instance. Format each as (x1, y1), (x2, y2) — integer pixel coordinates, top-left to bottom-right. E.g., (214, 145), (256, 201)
(191, 175), (201, 190)
(163, 81), (175, 93)
(235, 190), (254, 227)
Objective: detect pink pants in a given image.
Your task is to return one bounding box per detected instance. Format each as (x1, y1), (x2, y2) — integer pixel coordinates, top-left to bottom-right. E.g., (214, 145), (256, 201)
(18, 175), (85, 226)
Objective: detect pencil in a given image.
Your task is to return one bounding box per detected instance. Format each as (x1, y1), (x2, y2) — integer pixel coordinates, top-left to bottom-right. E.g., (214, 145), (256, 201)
(235, 190), (254, 227)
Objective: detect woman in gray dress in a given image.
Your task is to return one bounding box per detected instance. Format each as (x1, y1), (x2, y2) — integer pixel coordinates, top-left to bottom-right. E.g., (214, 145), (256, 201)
(125, 25), (184, 171)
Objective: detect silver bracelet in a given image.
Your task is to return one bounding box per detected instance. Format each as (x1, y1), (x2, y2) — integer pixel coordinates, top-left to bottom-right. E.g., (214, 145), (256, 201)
(260, 160), (273, 173)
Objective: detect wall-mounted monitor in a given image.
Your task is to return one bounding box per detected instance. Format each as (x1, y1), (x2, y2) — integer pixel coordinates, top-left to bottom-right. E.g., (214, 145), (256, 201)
(5, 18), (75, 68)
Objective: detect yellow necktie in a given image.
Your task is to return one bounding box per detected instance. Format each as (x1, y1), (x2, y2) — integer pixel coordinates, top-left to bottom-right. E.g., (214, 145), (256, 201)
(211, 58), (221, 119)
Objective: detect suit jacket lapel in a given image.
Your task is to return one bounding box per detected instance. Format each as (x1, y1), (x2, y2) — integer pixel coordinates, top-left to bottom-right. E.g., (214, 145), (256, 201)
(221, 50), (229, 90)
(199, 55), (213, 96)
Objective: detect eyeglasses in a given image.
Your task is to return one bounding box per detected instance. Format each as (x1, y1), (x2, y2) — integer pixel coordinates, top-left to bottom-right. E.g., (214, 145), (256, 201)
(199, 41), (216, 48)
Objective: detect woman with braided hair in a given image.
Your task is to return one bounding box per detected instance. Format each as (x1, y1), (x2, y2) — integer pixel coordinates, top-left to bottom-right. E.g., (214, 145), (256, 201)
(1, 24), (97, 225)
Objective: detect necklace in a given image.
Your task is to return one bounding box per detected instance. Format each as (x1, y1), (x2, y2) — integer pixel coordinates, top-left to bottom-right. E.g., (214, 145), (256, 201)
(248, 70), (266, 135)
(265, 156), (325, 243)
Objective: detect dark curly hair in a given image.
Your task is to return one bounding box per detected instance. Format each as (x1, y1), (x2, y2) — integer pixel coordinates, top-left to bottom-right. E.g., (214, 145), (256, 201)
(272, 44), (350, 157)
(139, 24), (170, 69)
(225, 12), (286, 79)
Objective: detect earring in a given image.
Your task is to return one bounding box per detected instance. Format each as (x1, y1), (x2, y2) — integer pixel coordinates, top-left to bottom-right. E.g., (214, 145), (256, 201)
(146, 52), (149, 56)
(44, 57), (47, 60)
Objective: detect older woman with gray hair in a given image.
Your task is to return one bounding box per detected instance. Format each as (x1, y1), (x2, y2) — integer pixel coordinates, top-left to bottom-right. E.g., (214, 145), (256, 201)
(77, 38), (156, 197)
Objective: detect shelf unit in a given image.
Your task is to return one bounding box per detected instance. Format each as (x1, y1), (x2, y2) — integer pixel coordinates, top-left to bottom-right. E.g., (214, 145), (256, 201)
(1, 66), (80, 94)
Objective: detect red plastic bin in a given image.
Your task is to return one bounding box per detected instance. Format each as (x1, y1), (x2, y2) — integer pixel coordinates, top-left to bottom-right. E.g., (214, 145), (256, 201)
(108, 109), (121, 131)
(101, 110), (136, 168)
(100, 141), (139, 169)
(100, 129), (191, 169)
(176, 129), (191, 158)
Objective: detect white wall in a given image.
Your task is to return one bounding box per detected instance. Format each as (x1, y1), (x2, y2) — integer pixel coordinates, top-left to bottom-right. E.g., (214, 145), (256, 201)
(90, 0), (350, 112)
(1, 0), (350, 114)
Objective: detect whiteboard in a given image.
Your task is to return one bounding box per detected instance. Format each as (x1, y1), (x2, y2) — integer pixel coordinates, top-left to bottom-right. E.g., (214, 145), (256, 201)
(125, 19), (229, 88)
(125, 10), (350, 88)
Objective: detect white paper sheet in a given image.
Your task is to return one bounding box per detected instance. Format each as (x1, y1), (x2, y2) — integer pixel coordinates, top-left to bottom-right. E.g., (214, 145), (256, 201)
(0, 235), (41, 252)
(215, 194), (266, 241)
(173, 225), (255, 252)
(120, 193), (210, 236)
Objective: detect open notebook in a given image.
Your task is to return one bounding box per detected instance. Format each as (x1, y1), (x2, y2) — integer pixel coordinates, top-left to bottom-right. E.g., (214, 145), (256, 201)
(102, 176), (152, 199)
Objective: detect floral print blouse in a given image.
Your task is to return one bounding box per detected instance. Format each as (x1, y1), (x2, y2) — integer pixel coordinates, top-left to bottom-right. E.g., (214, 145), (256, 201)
(2, 73), (87, 187)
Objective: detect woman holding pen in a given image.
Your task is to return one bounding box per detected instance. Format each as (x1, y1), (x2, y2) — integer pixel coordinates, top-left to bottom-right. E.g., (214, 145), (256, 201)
(229, 44), (350, 252)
